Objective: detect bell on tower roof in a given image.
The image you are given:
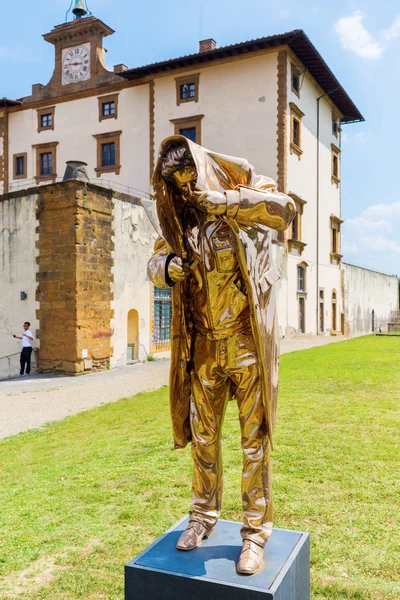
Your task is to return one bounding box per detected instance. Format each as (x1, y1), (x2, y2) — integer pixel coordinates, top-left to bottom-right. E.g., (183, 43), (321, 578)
(65, 0), (92, 21)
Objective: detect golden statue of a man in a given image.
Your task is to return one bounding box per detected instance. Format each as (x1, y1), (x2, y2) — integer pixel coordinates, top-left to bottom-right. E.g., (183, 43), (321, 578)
(147, 136), (295, 575)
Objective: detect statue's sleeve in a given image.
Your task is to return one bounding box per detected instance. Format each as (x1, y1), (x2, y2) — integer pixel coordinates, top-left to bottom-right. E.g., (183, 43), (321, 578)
(225, 160), (296, 231)
(147, 237), (176, 289)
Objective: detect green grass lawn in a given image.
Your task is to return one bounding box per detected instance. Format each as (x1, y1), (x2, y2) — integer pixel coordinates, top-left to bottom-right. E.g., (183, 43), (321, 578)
(0, 336), (399, 599)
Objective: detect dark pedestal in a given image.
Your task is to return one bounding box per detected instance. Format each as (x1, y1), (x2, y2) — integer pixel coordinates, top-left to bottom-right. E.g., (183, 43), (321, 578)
(125, 516), (310, 599)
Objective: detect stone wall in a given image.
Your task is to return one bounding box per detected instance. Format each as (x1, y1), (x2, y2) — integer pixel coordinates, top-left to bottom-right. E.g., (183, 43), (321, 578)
(111, 197), (155, 367)
(342, 262), (399, 337)
(36, 181), (114, 373)
(0, 190), (39, 379)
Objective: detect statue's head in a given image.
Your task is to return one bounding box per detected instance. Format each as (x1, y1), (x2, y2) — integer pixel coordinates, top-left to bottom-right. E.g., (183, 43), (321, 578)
(161, 143), (197, 199)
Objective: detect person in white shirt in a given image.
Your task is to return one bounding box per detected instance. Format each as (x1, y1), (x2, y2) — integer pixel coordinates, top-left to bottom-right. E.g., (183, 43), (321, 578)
(13, 322), (34, 376)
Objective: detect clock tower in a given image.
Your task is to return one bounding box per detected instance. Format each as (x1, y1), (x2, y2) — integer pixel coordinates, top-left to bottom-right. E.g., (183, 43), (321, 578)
(30, 15), (121, 101)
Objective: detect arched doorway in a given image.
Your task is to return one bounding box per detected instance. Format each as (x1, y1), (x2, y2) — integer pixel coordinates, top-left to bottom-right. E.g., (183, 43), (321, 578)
(127, 309), (139, 361)
(332, 290), (337, 333)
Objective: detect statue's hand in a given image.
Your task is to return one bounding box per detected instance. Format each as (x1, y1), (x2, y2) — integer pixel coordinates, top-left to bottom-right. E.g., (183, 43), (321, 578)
(168, 256), (190, 282)
(191, 191), (226, 216)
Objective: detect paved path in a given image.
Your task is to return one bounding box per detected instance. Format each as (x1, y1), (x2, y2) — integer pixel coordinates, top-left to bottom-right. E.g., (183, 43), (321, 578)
(0, 336), (347, 440)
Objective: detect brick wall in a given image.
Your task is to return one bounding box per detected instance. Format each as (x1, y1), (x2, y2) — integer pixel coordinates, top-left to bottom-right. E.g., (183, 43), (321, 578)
(36, 180), (114, 373)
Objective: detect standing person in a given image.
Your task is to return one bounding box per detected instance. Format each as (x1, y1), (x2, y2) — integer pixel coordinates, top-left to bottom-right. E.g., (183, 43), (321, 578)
(13, 322), (34, 376)
(147, 136), (295, 575)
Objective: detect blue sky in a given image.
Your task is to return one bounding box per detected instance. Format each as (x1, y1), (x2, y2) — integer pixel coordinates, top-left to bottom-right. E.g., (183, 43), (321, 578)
(1, 0), (399, 276)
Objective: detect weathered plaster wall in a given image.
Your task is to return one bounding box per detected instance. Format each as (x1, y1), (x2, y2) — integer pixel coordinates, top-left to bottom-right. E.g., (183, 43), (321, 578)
(0, 192), (39, 379)
(342, 262), (399, 336)
(111, 197), (155, 366)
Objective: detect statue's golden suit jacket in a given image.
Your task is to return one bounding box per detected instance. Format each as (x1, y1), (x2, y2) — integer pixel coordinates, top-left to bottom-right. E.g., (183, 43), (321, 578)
(148, 136), (295, 450)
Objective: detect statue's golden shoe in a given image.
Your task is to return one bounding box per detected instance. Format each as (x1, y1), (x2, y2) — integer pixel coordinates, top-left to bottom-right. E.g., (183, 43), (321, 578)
(236, 539), (265, 575)
(176, 521), (215, 551)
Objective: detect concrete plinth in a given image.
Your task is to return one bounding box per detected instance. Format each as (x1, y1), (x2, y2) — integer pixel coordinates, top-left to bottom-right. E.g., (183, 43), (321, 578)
(125, 516), (310, 599)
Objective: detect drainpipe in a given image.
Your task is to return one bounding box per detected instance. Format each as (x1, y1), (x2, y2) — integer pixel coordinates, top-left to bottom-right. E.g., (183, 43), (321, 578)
(316, 88), (339, 335)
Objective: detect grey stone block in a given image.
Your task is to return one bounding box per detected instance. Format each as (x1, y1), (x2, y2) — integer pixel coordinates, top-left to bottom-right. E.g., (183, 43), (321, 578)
(125, 516), (310, 599)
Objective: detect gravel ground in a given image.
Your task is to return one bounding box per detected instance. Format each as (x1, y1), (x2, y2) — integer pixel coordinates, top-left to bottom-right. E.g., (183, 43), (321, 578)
(0, 336), (347, 440)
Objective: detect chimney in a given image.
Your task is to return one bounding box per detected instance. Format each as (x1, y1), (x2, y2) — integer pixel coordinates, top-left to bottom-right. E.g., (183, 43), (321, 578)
(199, 38), (217, 53)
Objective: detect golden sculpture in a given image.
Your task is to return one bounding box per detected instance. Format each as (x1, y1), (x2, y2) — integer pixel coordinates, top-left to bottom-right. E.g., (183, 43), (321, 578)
(147, 136), (295, 575)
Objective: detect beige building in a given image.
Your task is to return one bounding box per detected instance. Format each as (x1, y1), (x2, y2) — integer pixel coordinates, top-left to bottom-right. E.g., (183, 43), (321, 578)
(0, 12), (398, 377)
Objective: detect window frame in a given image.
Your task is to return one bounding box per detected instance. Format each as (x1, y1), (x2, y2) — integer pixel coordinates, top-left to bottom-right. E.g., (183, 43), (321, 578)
(93, 130), (122, 177)
(331, 143), (341, 186)
(13, 152), (27, 180)
(98, 93), (119, 122)
(332, 111), (340, 138)
(32, 141), (59, 184)
(330, 215), (343, 264)
(37, 106), (55, 133)
(289, 102), (305, 159)
(175, 73), (200, 106)
(170, 114), (204, 145)
(297, 265), (305, 292)
(287, 193), (307, 255)
(291, 63), (302, 98)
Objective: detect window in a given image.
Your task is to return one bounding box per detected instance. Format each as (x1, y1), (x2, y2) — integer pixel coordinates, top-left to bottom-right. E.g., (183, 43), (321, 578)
(13, 153), (27, 180)
(299, 296), (305, 334)
(332, 290), (337, 332)
(319, 289), (325, 333)
(293, 119), (300, 147)
(331, 143), (340, 185)
(37, 106), (55, 132)
(93, 131), (122, 176)
(332, 112), (340, 137)
(153, 286), (172, 349)
(291, 214), (298, 240)
(291, 63), (302, 97)
(287, 193), (307, 255)
(103, 102), (115, 116)
(289, 103), (305, 158)
(170, 115), (204, 146)
(180, 83), (196, 100)
(332, 228), (337, 254)
(102, 143), (116, 167)
(297, 266), (305, 292)
(41, 114), (53, 128)
(297, 262), (308, 334)
(179, 127), (197, 143)
(175, 73), (200, 105)
(32, 141), (58, 183)
(330, 215), (343, 264)
(98, 94), (119, 122)
(40, 152), (53, 175)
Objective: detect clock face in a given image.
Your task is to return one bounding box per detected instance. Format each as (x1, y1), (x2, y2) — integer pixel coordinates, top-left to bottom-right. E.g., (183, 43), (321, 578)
(62, 44), (91, 85)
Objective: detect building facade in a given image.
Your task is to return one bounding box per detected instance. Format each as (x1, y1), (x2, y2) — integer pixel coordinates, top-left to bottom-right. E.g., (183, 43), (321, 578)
(1, 12), (395, 377)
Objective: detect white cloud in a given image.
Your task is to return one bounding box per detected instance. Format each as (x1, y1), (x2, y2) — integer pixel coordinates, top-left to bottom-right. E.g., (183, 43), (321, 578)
(342, 241), (360, 254)
(342, 200), (400, 274)
(362, 200), (400, 219)
(382, 15), (400, 40)
(360, 236), (400, 254)
(334, 11), (383, 59)
(345, 216), (392, 232)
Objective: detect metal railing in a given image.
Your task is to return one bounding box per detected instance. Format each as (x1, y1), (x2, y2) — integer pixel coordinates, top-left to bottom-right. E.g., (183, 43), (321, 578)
(0, 350), (38, 380)
(8, 177), (149, 199)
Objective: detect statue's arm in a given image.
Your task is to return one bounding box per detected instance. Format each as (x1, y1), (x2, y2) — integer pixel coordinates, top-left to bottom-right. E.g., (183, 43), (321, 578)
(226, 187), (296, 231)
(147, 237), (176, 289)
